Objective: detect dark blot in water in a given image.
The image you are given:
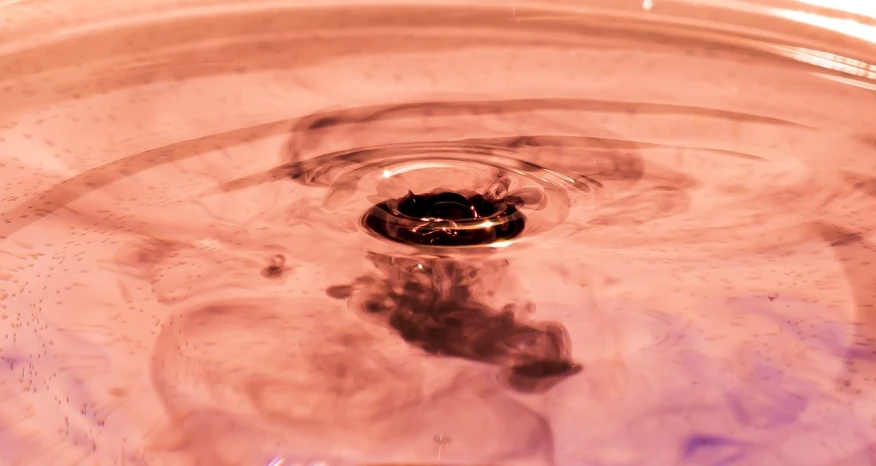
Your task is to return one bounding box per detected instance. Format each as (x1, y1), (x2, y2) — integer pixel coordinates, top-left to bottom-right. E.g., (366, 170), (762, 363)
(504, 357), (584, 394)
(682, 434), (748, 465)
(362, 187), (527, 247)
(326, 252), (582, 394)
(260, 254), (286, 278)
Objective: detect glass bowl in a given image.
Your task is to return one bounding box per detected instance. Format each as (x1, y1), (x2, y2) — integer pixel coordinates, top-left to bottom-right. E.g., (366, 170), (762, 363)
(1, 1), (875, 465)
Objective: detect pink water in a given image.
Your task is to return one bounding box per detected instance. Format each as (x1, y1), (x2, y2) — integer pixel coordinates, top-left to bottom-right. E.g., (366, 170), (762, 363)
(1, 3), (876, 465)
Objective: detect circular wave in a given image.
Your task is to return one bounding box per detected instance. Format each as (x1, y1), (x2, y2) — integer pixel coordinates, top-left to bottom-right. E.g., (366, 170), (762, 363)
(2, 2), (876, 466)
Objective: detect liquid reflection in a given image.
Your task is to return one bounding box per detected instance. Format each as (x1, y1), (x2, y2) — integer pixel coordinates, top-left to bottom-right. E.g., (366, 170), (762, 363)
(2, 2), (876, 466)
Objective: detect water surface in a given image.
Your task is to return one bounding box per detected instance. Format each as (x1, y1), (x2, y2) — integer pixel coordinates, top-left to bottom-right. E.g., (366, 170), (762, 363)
(1, 3), (876, 466)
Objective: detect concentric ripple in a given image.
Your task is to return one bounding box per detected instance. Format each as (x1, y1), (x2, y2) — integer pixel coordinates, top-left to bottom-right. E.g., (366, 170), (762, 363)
(275, 138), (591, 247)
(2, 2), (876, 466)
(361, 185), (530, 248)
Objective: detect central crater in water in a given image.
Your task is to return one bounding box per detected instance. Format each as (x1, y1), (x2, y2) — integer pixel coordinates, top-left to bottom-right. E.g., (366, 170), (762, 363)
(3, 2), (876, 465)
(274, 145), (586, 249)
(362, 188), (527, 247)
